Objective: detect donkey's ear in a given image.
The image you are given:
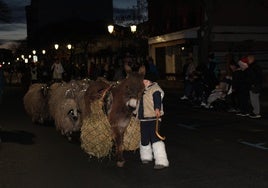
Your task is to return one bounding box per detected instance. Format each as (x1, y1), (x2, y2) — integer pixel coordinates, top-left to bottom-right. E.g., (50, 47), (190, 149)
(124, 64), (132, 74)
(138, 65), (146, 76)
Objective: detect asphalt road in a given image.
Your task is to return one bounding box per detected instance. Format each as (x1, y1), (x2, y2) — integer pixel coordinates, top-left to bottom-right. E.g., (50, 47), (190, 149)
(1, 85), (268, 188)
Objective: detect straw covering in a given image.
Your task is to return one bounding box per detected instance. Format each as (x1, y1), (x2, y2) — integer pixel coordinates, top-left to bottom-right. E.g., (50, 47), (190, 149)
(80, 97), (141, 158)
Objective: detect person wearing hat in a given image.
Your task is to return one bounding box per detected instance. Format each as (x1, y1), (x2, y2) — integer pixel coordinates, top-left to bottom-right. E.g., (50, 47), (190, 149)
(136, 72), (169, 170)
(235, 56), (251, 116)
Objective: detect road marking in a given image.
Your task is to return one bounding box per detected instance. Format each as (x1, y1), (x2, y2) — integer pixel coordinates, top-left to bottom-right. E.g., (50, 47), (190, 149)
(177, 123), (198, 130)
(238, 141), (268, 150)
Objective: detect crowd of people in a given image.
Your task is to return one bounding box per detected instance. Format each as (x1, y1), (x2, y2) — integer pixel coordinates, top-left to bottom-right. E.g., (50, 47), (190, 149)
(22, 54), (158, 84)
(0, 54), (150, 92)
(180, 53), (263, 119)
(1, 51), (263, 120)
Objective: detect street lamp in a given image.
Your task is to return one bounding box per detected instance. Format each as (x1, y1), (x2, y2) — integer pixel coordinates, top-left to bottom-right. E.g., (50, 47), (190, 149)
(107, 25), (114, 34)
(54, 44), (59, 50)
(130, 25), (137, 33)
(32, 50), (36, 55)
(67, 44), (72, 50)
(42, 50), (46, 54)
(108, 24), (136, 34)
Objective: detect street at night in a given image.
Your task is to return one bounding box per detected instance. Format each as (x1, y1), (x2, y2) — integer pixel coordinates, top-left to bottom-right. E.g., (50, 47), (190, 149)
(1, 85), (268, 188)
(1, 1), (268, 187)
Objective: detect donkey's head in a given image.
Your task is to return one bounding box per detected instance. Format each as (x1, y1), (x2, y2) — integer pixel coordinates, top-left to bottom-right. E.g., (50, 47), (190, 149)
(118, 65), (145, 108)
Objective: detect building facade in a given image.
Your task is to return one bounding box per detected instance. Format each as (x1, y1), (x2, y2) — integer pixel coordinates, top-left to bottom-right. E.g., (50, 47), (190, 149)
(147, 0), (268, 80)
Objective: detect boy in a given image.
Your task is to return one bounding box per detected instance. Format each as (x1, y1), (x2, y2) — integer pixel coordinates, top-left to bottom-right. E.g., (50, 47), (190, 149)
(137, 73), (169, 170)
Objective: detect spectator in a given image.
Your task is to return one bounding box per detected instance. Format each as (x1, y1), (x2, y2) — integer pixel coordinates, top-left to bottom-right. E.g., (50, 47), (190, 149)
(30, 62), (38, 83)
(20, 64), (31, 93)
(180, 57), (196, 100)
(226, 61), (240, 113)
(206, 53), (219, 93)
(235, 57), (252, 116)
(51, 58), (64, 82)
(145, 56), (159, 79)
(39, 61), (50, 83)
(247, 55), (262, 118)
(113, 61), (125, 81)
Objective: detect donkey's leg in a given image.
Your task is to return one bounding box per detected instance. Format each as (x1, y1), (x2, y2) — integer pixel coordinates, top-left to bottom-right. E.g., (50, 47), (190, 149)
(110, 114), (132, 167)
(116, 133), (125, 167)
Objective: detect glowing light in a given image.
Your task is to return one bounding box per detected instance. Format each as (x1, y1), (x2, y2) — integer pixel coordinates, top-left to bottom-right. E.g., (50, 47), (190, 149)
(54, 44), (59, 50)
(130, 25), (137, 33)
(107, 25), (114, 34)
(67, 44), (72, 50)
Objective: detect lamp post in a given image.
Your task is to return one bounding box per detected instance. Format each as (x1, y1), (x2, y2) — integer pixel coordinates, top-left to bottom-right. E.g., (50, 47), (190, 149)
(53, 44), (60, 60)
(66, 44), (73, 64)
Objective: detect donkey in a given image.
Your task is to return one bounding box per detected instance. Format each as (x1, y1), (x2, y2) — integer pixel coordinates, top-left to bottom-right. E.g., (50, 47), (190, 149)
(106, 65), (145, 167)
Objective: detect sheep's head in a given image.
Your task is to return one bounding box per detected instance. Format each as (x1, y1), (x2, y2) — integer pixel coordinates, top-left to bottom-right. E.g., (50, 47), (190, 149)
(41, 84), (50, 97)
(67, 108), (81, 123)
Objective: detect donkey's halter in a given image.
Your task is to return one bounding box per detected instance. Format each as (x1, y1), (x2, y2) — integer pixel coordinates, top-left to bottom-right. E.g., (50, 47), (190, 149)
(101, 82), (118, 116)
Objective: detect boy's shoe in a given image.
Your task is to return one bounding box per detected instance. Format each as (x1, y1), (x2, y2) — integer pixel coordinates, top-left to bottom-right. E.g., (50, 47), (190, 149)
(249, 113), (261, 119)
(154, 164), (168, 170)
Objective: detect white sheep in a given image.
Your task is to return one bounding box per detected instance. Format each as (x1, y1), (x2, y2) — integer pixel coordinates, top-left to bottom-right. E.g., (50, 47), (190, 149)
(54, 98), (81, 139)
(48, 80), (89, 139)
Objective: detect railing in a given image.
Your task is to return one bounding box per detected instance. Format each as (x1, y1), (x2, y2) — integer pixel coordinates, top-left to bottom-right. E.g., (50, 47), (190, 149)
(161, 73), (181, 81)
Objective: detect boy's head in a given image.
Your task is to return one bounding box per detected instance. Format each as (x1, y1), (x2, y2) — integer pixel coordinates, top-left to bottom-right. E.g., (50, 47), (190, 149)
(144, 72), (157, 82)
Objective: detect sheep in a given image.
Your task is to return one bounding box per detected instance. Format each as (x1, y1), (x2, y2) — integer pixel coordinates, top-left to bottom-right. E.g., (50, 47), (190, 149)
(48, 80), (90, 140)
(23, 83), (50, 124)
(54, 98), (81, 139)
(48, 82), (66, 117)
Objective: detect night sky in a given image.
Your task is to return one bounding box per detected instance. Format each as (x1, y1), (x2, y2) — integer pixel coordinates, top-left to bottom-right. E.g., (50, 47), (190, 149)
(0, 0), (30, 48)
(0, 0), (137, 49)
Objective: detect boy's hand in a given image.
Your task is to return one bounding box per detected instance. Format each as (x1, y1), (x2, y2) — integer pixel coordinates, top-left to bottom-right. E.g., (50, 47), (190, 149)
(155, 108), (160, 118)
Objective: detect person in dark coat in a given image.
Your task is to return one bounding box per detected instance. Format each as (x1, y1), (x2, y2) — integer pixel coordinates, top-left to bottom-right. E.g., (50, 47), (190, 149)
(235, 57), (252, 116)
(247, 55), (262, 118)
